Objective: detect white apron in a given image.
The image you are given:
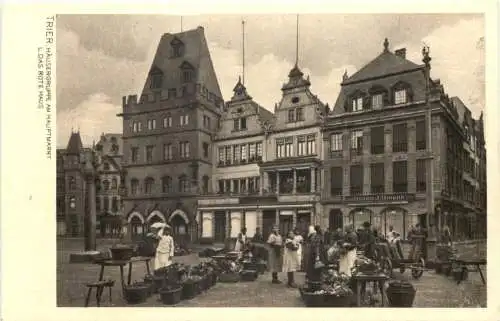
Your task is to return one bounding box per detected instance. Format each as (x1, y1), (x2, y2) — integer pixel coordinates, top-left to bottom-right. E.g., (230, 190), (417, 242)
(234, 234), (247, 252)
(154, 234), (174, 270)
(294, 235), (303, 269)
(339, 249), (357, 276)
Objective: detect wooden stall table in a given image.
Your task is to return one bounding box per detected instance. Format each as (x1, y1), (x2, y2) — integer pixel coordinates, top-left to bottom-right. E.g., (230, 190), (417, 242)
(352, 273), (390, 307)
(454, 258), (487, 285)
(94, 256), (153, 294)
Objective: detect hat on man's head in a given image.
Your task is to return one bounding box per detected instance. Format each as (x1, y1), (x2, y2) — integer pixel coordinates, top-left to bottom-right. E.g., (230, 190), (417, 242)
(363, 221), (371, 228)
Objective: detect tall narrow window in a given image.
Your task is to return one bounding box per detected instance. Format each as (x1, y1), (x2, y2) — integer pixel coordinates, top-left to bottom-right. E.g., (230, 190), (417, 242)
(306, 135), (316, 155)
(233, 145), (241, 163)
(225, 146), (232, 164)
(182, 70), (193, 83)
(130, 179), (139, 195)
(163, 115), (172, 128)
(163, 144), (173, 160)
(131, 147), (139, 163)
(240, 117), (247, 130)
(370, 163), (385, 193)
(218, 147), (225, 165)
(372, 94), (383, 109)
(330, 133), (343, 154)
(147, 119), (156, 130)
(352, 97), (363, 112)
(178, 175), (189, 192)
(392, 123), (408, 153)
(288, 109), (295, 122)
(218, 180), (224, 194)
(150, 74), (163, 89)
(370, 126), (385, 154)
(351, 130), (364, 154)
(416, 120), (426, 150)
(233, 118), (240, 131)
(256, 142), (263, 160)
(350, 165), (363, 195)
(68, 176), (76, 190)
(330, 167), (343, 196)
(112, 197), (118, 212)
(162, 176), (172, 193)
(146, 145), (154, 163)
(297, 136), (306, 156)
(144, 177), (154, 194)
(202, 176), (209, 194)
(276, 138), (285, 158)
(284, 137), (294, 157)
(203, 142), (209, 158)
(179, 142), (190, 158)
(111, 178), (117, 190)
(241, 144), (247, 162)
(393, 161), (408, 193)
(180, 115), (189, 126)
(416, 159), (427, 192)
(296, 108), (304, 121)
(249, 143), (256, 161)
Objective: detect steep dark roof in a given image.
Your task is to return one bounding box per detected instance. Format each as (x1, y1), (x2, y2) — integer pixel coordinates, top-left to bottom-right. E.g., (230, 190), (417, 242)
(343, 50), (422, 85)
(140, 26), (223, 99)
(66, 132), (83, 155)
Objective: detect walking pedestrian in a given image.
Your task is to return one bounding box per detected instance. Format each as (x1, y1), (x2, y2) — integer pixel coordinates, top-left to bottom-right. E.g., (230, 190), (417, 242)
(267, 225), (283, 284)
(154, 225), (174, 271)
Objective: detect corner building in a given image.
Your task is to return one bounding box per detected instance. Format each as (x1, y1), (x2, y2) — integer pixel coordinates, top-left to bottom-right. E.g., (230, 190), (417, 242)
(119, 27), (224, 244)
(321, 40), (486, 240)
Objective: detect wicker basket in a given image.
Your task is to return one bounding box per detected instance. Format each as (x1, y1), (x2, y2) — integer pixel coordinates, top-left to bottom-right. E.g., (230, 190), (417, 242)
(299, 288), (326, 307)
(110, 246), (135, 261)
(323, 293), (352, 307)
(123, 283), (150, 304)
(181, 281), (198, 300)
(219, 272), (240, 283)
(159, 286), (182, 305)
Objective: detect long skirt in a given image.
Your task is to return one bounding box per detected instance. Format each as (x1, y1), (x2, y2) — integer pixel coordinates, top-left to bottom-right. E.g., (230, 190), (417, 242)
(268, 245), (283, 273)
(282, 248), (299, 272)
(296, 246), (303, 270)
(154, 252), (172, 271)
(339, 249), (356, 276)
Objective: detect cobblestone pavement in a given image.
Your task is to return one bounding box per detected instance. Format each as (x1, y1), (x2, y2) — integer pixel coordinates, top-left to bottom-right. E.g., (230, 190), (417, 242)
(57, 239), (486, 307)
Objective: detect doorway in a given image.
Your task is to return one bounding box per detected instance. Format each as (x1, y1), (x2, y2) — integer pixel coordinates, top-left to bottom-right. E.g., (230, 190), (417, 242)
(262, 210), (276, 241)
(296, 212), (311, 236)
(214, 211), (226, 242)
(329, 209), (343, 232)
(280, 215), (293, 236)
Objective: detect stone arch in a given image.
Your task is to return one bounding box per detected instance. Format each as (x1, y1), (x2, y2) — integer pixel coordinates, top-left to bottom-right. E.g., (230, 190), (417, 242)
(348, 207), (375, 230)
(328, 208), (344, 231)
(127, 211), (145, 224)
(147, 210), (166, 223)
(379, 206), (411, 239)
(169, 209), (190, 224)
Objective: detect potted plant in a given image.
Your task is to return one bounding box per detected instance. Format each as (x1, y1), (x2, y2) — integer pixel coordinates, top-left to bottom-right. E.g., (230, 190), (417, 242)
(386, 280), (417, 307)
(159, 284), (183, 305)
(123, 281), (150, 304)
(218, 259), (241, 283)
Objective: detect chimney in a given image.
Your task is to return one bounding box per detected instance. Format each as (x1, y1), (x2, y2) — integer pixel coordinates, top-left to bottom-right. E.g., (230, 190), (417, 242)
(395, 48), (406, 59)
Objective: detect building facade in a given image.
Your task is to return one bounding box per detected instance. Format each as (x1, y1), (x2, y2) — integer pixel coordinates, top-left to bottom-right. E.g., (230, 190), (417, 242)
(196, 63), (327, 243)
(321, 40), (486, 240)
(56, 132), (89, 236)
(94, 133), (126, 237)
(119, 27), (224, 244)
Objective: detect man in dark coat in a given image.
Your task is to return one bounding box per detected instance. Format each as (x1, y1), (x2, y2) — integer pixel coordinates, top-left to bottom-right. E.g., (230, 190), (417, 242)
(358, 221), (377, 259)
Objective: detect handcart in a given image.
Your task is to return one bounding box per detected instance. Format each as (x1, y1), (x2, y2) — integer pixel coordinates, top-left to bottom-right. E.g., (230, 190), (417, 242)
(375, 236), (426, 280)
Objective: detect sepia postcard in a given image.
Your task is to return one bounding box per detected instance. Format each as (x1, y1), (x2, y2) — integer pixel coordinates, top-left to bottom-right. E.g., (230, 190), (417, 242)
(1, 1), (499, 321)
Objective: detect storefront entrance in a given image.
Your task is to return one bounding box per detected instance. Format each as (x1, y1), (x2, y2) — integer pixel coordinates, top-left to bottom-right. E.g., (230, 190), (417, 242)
(214, 211), (226, 243)
(328, 209), (343, 232)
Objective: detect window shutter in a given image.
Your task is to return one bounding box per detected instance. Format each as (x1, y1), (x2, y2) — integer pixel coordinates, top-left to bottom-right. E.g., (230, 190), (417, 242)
(407, 87), (414, 102)
(363, 95), (371, 110)
(383, 91), (390, 106)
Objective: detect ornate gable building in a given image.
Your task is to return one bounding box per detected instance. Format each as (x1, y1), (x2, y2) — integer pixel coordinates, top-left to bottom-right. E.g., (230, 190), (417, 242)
(196, 78), (274, 242)
(118, 27), (224, 244)
(322, 39), (486, 240)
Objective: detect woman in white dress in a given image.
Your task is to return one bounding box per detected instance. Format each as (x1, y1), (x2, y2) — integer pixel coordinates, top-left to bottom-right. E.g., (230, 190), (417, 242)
(283, 231), (299, 288)
(293, 228), (304, 271)
(154, 225), (175, 271)
(234, 228), (248, 252)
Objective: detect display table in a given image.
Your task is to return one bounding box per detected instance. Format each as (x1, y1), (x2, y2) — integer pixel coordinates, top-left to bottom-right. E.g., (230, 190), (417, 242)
(454, 258), (486, 284)
(94, 256), (153, 294)
(352, 273), (389, 307)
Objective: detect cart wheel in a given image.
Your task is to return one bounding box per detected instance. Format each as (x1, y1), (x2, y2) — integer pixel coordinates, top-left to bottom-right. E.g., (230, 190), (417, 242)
(381, 258), (393, 278)
(411, 258), (425, 279)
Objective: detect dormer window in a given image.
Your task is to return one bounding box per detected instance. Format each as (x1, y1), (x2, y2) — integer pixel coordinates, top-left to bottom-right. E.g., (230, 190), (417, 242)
(288, 109), (295, 122)
(372, 94), (383, 109)
(394, 89), (407, 105)
(183, 70), (193, 83)
(149, 66), (163, 89)
(170, 37), (184, 58)
(352, 97), (363, 112)
(233, 117), (247, 131)
(296, 107), (304, 121)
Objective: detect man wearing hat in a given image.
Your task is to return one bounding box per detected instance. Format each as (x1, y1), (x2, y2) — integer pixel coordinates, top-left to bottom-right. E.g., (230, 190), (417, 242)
(358, 221), (376, 259)
(153, 224), (175, 271)
(266, 225), (283, 284)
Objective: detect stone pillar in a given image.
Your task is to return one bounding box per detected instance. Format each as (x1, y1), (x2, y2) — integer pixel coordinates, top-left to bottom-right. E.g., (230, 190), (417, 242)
(363, 164), (370, 194)
(311, 168), (316, 193)
(343, 166), (350, 196)
(245, 178), (249, 194)
(257, 210), (263, 230)
(197, 210), (202, 239)
(363, 128), (370, 156)
(276, 171), (280, 195)
(84, 172), (97, 251)
(225, 210), (231, 239)
(275, 209), (279, 226)
(293, 169), (297, 194)
(292, 209), (297, 229)
(408, 121), (417, 193)
(384, 125), (393, 193)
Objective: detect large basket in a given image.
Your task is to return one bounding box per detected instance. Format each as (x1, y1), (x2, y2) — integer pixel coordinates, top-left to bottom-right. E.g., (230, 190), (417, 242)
(159, 286), (182, 305)
(299, 288), (326, 307)
(218, 272), (240, 283)
(110, 246), (135, 261)
(123, 283), (150, 305)
(323, 293), (352, 307)
(386, 281), (417, 307)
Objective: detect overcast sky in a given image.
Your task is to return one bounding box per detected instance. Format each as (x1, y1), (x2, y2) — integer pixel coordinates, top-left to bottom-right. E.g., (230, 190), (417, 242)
(56, 14), (484, 148)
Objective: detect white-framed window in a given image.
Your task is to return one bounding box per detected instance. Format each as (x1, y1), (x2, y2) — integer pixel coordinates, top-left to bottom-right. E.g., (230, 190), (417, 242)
(147, 119), (156, 130)
(297, 136), (306, 156)
(179, 142), (190, 158)
(372, 94), (383, 109)
(394, 89), (407, 105)
(352, 97), (363, 111)
(330, 133), (343, 151)
(248, 143), (256, 160)
(284, 137), (294, 157)
(351, 130), (364, 149)
(241, 144), (247, 161)
(163, 144), (173, 160)
(163, 116), (172, 128)
(306, 135), (316, 155)
(233, 145), (241, 163)
(276, 138), (285, 158)
(225, 146), (232, 164)
(256, 142), (263, 158)
(132, 121), (142, 133)
(180, 115), (189, 126)
(233, 117), (247, 131)
(132, 121), (137, 133)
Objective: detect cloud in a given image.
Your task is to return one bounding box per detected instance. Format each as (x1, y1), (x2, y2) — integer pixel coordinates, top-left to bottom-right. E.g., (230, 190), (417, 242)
(397, 18), (485, 117)
(57, 93), (122, 148)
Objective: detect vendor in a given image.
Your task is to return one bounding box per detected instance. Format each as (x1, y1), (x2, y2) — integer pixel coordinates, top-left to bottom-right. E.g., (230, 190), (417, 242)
(267, 225), (283, 284)
(283, 231), (300, 288)
(234, 227), (248, 252)
(305, 225), (325, 282)
(293, 227), (304, 272)
(154, 225), (175, 271)
(358, 221), (376, 259)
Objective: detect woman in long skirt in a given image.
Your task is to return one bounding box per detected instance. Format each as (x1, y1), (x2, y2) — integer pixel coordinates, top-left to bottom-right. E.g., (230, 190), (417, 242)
(305, 225), (324, 282)
(267, 225), (283, 284)
(154, 226), (175, 271)
(293, 227), (304, 271)
(283, 231), (299, 287)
